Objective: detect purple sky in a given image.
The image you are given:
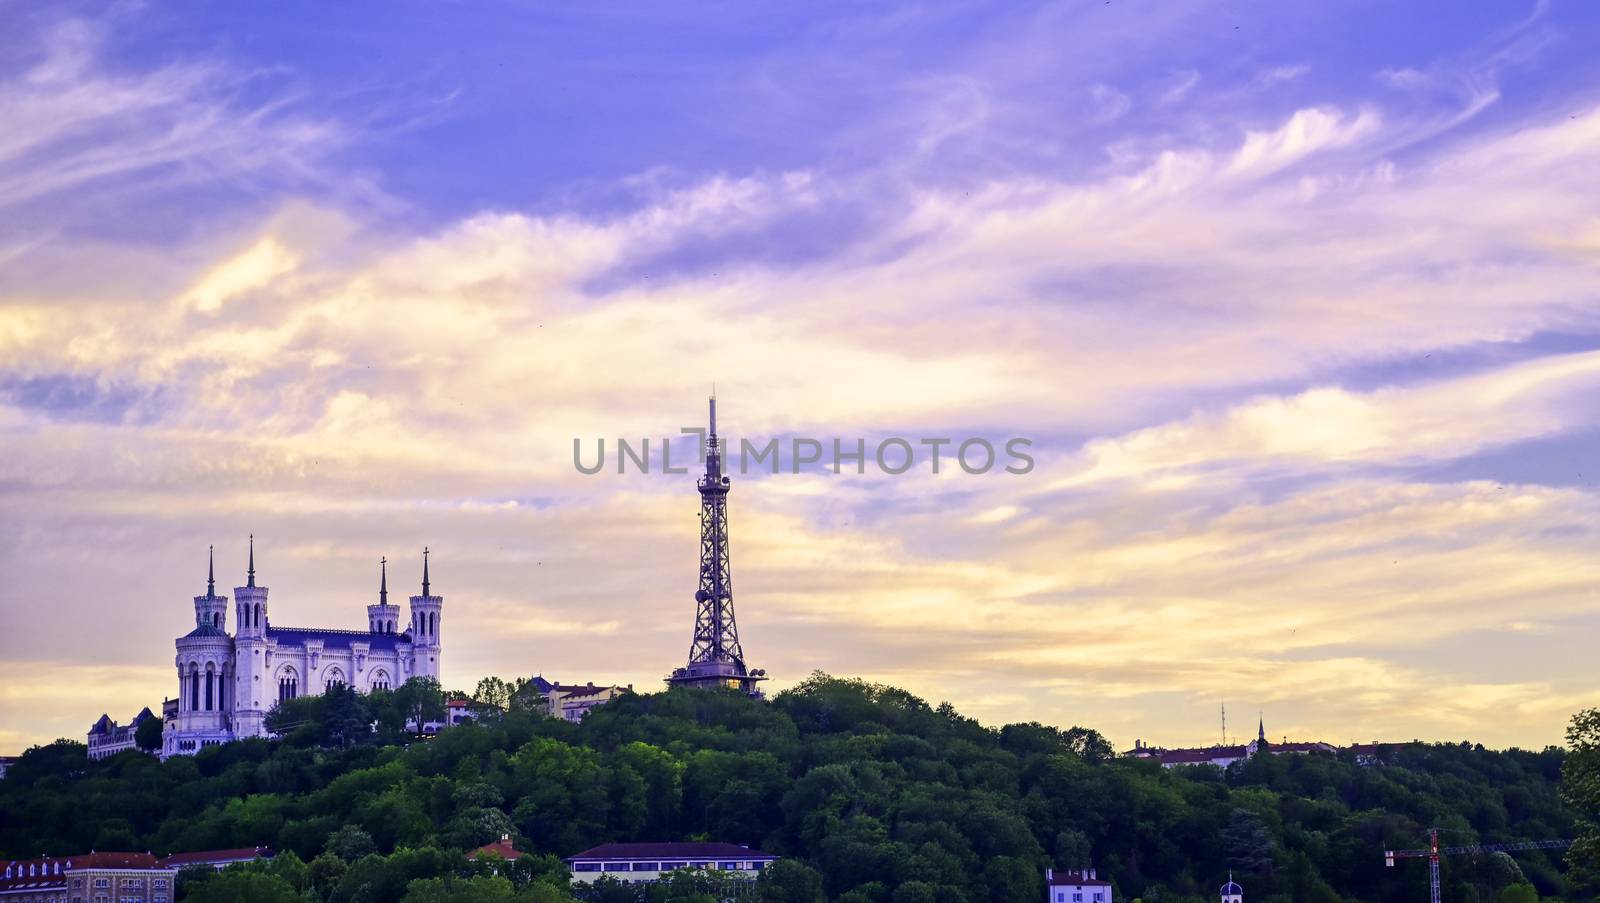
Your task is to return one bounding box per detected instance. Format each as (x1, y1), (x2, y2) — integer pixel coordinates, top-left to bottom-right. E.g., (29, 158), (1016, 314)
(2, 0), (1600, 752)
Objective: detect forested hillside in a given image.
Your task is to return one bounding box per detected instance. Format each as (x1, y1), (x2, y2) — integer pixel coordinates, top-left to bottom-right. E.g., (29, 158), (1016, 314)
(0, 674), (1588, 903)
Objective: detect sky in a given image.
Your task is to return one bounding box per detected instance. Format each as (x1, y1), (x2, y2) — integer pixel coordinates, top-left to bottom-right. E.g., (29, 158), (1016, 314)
(2, 0), (1599, 754)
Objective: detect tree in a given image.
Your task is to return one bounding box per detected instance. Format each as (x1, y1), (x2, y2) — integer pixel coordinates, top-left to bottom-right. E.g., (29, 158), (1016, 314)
(326, 825), (378, 861)
(135, 715), (164, 752)
(756, 859), (825, 903)
(184, 872), (305, 903)
(397, 676), (447, 731)
(475, 677), (513, 713)
(323, 683), (370, 748)
(402, 874), (523, 903)
(1222, 808), (1276, 876)
(1565, 707), (1600, 890)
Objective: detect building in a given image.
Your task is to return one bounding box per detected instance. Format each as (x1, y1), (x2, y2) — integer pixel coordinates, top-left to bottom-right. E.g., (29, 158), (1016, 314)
(0, 757), (15, 780)
(165, 542), (443, 759)
(545, 681), (632, 722)
(0, 853), (177, 903)
(665, 398), (767, 695)
(1128, 742), (1251, 769)
(86, 709), (157, 761)
(156, 848), (274, 872)
(565, 843), (777, 884)
(1045, 868), (1112, 903)
(468, 836), (526, 862)
(1221, 874), (1243, 903)
(1125, 719), (1339, 769)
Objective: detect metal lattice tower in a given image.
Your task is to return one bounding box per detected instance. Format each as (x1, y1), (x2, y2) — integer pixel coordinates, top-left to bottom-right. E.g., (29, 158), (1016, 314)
(667, 396), (767, 695)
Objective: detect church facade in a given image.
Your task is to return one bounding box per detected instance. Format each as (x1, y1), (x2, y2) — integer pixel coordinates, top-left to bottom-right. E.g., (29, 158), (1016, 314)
(165, 540), (443, 759)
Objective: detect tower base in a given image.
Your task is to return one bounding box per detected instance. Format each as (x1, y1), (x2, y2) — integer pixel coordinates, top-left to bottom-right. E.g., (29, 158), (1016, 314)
(666, 660), (767, 696)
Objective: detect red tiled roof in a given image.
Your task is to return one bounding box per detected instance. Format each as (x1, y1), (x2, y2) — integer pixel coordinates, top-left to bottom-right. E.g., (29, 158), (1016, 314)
(1048, 872), (1111, 888)
(2, 852), (164, 887)
(72, 852), (162, 870)
(1155, 745), (1247, 764)
(566, 842), (774, 862)
(468, 838), (524, 860)
(158, 847), (273, 867)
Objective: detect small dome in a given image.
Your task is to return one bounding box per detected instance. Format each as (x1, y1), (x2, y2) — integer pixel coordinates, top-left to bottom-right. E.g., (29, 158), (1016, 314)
(1221, 880), (1243, 895)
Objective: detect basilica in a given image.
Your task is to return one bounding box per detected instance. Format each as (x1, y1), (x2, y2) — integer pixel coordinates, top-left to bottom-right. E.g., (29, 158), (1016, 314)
(165, 538), (444, 759)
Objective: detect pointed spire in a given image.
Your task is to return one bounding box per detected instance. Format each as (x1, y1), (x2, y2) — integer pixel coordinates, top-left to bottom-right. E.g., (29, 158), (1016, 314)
(379, 556), (388, 604)
(422, 546), (430, 598)
(247, 534), (256, 588)
(1258, 714), (1266, 743)
(206, 545), (215, 599)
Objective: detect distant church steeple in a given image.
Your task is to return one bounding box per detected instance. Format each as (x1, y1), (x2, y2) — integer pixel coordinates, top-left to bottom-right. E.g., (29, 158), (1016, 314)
(206, 545), (215, 600)
(422, 546), (430, 598)
(380, 556), (388, 605)
(247, 533), (256, 588)
(1258, 716), (1266, 744)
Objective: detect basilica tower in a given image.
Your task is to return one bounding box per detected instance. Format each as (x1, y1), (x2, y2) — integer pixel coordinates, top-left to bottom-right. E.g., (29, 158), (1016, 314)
(368, 557), (401, 634)
(231, 535), (270, 738)
(408, 548), (442, 679)
(170, 545), (235, 757)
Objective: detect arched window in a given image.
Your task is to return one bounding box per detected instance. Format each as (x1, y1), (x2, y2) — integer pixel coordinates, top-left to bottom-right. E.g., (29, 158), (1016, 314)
(430, 612), (437, 635)
(324, 667), (345, 692)
(189, 664), (200, 713)
(370, 669), (390, 691)
(204, 664), (215, 711)
(253, 603), (261, 628)
(277, 666), (298, 703)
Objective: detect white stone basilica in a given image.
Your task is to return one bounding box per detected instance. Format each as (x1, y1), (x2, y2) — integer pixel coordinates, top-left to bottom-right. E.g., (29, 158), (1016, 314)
(165, 539), (443, 758)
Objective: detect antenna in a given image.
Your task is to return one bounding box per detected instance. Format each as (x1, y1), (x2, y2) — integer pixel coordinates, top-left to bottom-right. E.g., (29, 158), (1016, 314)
(1221, 702), (1228, 746)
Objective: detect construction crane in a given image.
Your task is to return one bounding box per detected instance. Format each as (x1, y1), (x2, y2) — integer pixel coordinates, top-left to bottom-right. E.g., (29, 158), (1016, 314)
(1385, 828), (1574, 903)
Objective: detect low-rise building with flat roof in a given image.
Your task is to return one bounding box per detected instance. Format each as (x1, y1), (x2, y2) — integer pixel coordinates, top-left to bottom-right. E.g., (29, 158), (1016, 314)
(564, 842), (776, 884)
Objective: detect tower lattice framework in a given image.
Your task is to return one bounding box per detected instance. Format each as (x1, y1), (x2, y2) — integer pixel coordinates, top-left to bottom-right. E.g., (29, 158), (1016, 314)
(668, 396), (766, 694)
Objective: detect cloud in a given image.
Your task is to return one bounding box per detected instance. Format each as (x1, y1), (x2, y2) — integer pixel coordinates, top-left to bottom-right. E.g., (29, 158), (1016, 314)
(1227, 106), (1380, 178)
(1062, 351), (1600, 489)
(0, 18), (345, 214)
(1089, 83), (1132, 123)
(4, 5), (1600, 754)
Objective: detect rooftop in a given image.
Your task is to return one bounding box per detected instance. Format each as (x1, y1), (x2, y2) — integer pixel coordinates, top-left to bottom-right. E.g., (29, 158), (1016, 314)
(566, 842), (775, 862)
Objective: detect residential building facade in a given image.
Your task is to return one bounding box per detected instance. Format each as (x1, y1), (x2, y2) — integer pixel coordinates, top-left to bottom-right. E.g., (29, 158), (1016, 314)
(1046, 868), (1112, 903)
(85, 709), (156, 761)
(565, 843), (776, 884)
(0, 853), (177, 903)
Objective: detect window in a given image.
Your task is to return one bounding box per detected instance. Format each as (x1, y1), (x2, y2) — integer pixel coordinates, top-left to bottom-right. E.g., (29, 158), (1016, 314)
(573, 863), (601, 873)
(630, 863), (659, 871)
(154, 879), (168, 888)
(95, 879), (110, 888)
(1093, 895), (1104, 902)
(1072, 894), (1083, 903)
(719, 862), (738, 870)
(602, 863), (630, 872)
(659, 862), (687, 870)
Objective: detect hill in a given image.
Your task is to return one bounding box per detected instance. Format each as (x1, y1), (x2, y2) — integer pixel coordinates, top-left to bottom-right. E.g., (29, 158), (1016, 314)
(0, 673), (1588, 902)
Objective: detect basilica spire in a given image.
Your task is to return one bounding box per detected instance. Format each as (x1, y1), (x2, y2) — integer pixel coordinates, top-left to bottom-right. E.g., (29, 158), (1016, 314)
(206, 545), (215, 599)
(247, 534), (256, 588)
(380, 556), (388, 604)
(422, 547), (430, 598)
